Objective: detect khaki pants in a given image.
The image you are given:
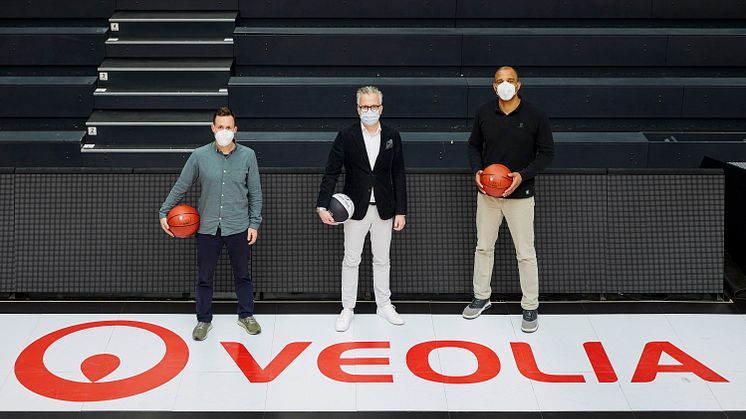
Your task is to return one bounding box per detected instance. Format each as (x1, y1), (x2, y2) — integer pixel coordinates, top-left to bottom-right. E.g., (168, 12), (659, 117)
(473, 193), (539, 310)
(341, 205), (393, 309)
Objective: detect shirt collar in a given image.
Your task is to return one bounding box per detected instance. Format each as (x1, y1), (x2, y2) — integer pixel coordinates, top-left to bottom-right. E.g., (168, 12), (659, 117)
(360, 122), (382, 138)
(494, 95), (524, 115)
(214, 141), (237, 157)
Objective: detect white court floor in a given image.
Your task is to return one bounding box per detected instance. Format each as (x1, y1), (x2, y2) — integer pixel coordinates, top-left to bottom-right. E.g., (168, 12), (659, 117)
(1, 304), (746, 417)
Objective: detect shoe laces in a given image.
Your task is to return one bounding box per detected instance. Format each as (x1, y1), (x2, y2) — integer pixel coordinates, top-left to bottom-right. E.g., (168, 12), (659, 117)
(469, 299), (484, 309)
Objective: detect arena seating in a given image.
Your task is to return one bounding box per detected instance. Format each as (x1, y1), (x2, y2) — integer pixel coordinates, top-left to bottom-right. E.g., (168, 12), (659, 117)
(1, 0), (745, 168)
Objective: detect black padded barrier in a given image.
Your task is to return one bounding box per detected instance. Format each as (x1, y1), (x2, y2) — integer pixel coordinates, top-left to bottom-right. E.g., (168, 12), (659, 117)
(606, 169), (724, 294)
(0, 169), (13, 294)
(12, 168), (235, 295)
(1, 168), (724, 298)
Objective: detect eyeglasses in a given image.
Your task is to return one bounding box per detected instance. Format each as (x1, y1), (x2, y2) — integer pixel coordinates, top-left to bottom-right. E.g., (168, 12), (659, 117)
(358, 105), (382, 112)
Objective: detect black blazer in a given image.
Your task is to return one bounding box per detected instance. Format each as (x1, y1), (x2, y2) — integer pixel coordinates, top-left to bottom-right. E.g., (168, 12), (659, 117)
(317, 123), (407, 221)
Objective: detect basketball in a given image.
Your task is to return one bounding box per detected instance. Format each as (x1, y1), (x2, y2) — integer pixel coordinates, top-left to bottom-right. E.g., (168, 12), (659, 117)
(328, 193), (355, 223)
(480, 164), (512, 197)
(167, 204), (200, 238)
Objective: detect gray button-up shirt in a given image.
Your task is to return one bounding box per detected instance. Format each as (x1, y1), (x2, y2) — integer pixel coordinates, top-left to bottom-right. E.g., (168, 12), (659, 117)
(159, 142), (262, 236)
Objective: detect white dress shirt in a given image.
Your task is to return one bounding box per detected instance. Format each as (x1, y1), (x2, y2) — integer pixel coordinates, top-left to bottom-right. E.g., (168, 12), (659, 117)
(361, 122), (381, 203)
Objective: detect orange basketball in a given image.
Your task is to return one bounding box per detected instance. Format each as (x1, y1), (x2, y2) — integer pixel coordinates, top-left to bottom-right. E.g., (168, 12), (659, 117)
(167, 204), (200, 238)
(480, 164), (512, 197)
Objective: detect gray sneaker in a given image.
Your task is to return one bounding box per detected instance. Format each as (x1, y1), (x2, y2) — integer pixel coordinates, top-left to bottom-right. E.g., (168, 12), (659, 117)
(237, 316), (262, 335)
(521, 309), (538, 333)
(192, 322), (212, 341)
(462, 298), (492, 319)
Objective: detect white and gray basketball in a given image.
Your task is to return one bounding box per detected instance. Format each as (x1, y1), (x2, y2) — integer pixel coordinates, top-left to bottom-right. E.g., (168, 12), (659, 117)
(329, 193), (355, 223)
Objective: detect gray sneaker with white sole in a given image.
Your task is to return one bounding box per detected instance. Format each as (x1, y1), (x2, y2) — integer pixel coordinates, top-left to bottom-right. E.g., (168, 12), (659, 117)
(462, 298), (492, 319)
(521, 309), (538, 333)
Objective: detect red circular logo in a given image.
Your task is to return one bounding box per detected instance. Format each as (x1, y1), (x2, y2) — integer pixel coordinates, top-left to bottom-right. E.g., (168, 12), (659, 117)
(15, 320), (189, 402)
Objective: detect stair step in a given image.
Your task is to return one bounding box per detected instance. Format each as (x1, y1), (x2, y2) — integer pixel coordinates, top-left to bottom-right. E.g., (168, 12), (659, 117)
(0, 131), (85, 166)
(94, 88), (228, 109)
(106, 38), (234, 58)
(97, 58), (232, 89)
(85, 110), (215, 146)
(109, 12), (236, 38)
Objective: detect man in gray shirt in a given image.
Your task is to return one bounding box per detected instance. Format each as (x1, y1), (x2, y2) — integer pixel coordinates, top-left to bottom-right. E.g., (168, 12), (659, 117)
(159, 106), (263, 341)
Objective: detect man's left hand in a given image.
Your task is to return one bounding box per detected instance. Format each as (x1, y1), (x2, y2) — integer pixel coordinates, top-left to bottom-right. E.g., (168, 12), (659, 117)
(503, 172), (523, 197)
(247, 228), (258, 245)
(393, 215), (406, 231)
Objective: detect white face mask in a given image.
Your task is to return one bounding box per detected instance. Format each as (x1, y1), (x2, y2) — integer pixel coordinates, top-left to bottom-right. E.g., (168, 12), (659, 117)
(360, 109), (381, 127)
(496, 81), (517, 101)
(215, 129), (234, 147)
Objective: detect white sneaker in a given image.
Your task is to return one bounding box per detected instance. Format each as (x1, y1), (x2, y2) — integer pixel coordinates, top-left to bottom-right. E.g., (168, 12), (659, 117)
(335, 308), (354, 332)
(377, 304), (405, 326)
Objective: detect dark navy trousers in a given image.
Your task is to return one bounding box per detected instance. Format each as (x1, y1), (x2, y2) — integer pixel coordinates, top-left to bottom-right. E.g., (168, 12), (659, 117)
(196, 228), (254, 322)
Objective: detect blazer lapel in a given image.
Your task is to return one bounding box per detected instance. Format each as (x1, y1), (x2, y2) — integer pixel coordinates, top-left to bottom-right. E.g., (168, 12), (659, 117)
(372, 125), (390, 171)
(351, 125), (369, 169)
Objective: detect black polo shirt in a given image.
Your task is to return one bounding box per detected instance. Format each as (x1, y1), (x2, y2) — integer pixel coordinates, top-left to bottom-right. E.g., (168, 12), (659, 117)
(468, 97), (555, 199)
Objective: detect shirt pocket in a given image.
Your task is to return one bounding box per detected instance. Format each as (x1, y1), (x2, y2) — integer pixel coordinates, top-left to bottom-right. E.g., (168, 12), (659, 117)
(229, 169), (248, 186)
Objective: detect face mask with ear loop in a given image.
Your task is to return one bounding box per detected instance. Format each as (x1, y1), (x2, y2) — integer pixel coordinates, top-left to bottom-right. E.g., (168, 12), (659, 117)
(215, 129), (234, 147)
(496, 81), (517, 101)
(360, 109), (381, 127)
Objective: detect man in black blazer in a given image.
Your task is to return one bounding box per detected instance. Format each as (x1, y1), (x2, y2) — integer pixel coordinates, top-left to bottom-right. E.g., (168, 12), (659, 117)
(316, 86), (408, 332)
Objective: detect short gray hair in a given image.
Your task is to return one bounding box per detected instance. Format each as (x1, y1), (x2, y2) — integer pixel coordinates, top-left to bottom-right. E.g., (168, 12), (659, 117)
(356, 85), (383, 105)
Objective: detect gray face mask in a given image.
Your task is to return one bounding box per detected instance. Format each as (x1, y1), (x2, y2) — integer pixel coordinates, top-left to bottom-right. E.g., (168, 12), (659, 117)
(215, 129), (234, 147)
(360, 109), (380, 127)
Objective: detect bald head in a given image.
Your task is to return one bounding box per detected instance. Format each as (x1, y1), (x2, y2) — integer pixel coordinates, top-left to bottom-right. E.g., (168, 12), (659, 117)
(495, 66), (519, 83)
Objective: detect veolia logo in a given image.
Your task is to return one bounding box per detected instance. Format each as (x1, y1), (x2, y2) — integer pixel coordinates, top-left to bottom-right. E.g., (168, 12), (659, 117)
(13, 319), (729, 403)
(14, 320), (189, 402)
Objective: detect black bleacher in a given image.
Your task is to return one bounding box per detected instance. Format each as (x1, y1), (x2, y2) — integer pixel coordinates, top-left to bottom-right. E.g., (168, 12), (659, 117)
(0, 0), (744, 168)
(0, 1), (107, 153)
(1, 0), (114, 18)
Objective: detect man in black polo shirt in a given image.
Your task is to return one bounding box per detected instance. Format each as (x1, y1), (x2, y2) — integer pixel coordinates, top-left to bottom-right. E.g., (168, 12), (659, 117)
(462, 66), (554, 333)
